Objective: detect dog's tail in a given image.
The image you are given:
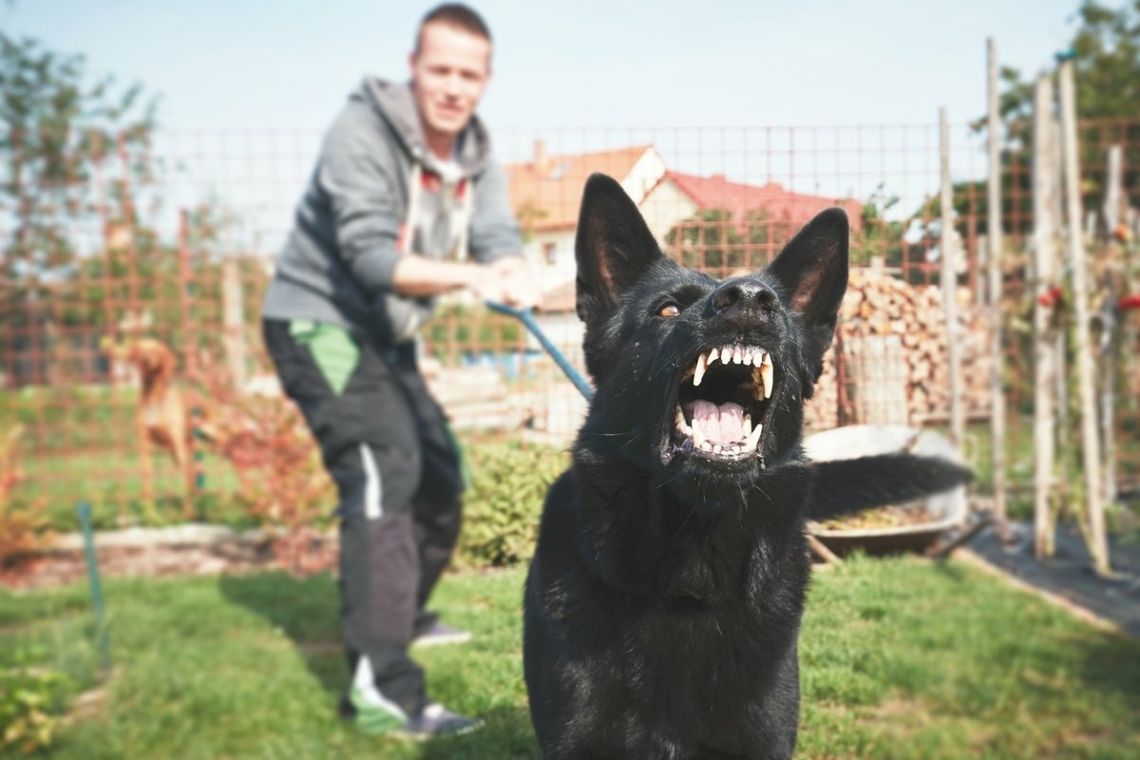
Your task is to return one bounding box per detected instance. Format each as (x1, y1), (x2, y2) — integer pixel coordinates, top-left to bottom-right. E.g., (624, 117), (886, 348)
(806, 454), (973, 521)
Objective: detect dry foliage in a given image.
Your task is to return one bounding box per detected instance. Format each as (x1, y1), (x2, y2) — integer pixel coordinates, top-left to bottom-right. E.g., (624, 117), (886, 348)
(192, 372), (334, 573)
(0, 426), (47, 565)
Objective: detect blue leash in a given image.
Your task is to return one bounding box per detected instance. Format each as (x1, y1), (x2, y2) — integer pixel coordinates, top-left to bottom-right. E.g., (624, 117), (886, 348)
(485, 301), (594, 401)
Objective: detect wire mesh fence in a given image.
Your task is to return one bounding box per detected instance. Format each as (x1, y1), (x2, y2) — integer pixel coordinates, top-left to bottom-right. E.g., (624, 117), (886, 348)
(1, 118), (1138, 525)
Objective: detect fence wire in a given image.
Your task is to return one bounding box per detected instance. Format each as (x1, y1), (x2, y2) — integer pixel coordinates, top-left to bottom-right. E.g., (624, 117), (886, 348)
(1, 119), (1138, 521)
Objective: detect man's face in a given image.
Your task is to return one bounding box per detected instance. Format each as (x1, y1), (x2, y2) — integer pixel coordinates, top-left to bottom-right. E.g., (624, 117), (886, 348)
(409, 23), (491, 145)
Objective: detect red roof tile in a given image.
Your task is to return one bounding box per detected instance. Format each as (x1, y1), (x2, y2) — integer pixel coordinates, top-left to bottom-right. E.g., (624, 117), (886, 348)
(664, 172), (863, 233)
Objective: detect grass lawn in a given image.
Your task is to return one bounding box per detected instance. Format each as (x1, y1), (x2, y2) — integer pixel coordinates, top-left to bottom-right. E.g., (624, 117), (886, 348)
(2, 556), (1139, 759)
(20, 448), (248, 532)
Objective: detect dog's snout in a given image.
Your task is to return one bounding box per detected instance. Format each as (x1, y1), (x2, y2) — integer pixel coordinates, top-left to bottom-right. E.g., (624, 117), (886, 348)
(711, 278), (778, 325)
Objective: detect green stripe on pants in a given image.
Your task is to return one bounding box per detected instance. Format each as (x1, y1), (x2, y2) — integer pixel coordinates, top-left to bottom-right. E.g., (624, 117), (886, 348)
(289, 320), (359, 395)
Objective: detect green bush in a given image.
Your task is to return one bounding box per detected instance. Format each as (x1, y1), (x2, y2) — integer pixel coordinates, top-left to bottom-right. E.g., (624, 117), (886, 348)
(0, 664), (71, 754)
(424, 303), (524, 364)
(456, 440), (568, 569)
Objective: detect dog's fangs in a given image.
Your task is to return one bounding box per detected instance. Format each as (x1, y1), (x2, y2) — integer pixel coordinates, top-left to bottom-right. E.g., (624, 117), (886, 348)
(673, 345), (774, 461)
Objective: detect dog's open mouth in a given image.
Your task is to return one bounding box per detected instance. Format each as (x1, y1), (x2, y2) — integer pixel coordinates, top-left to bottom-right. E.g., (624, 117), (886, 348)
(671, 345), (775, 462)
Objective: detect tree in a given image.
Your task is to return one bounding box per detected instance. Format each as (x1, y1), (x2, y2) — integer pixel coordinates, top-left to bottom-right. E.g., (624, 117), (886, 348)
(998, 1), (1140, 123)
(0, 33), (161, 384)
(665, 208), (747, 274)
(0, 32), (157, 291)
(973, 1), (1140, 237)
(849, 184), (907, 268)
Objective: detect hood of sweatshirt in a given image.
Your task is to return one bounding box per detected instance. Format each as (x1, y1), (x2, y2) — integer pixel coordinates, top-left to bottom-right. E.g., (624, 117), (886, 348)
(356, 77), (492, 178)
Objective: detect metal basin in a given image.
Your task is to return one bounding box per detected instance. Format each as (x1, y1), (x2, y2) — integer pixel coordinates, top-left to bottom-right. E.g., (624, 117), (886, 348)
(803, 424), (968, 553)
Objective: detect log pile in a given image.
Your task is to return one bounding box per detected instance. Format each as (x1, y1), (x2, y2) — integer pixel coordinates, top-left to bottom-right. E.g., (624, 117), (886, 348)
(806, 269), (992, 429)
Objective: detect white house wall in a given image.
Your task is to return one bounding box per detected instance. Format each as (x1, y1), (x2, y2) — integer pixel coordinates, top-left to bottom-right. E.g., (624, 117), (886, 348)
(525, 147), (673, 295)
(524, 228), (577, 292)
(639, 178), (700, 247)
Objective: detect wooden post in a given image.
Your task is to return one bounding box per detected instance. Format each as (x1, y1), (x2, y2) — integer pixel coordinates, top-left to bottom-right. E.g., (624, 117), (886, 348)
(985, 38), (1008, 532)
(1100, 144), (1124, 506)
(940, 107), (965, 448)
(1043, 106), (1069, 453)
(1057, 60), (1109, 575)
(1032, 75), (1060, 558)
(222, 257), (247, 392)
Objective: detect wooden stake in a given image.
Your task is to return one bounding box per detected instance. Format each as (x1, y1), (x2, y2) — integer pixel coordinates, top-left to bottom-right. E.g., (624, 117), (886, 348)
(986, 38), (1008, 535)
(1032, 74), (1060, 559)
(1057, 60), (1109, 575)
(807, 534), (843, 565)
(1100, 145), (1123, 507)
(222, 257), (247, 392)
(940, 108), (965, 448)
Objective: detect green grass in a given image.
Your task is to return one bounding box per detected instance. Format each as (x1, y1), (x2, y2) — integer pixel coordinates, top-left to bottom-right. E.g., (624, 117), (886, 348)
(19, 448), (248, 532)
(2, 556), (1138, 759)
(4, 384), (251, 532)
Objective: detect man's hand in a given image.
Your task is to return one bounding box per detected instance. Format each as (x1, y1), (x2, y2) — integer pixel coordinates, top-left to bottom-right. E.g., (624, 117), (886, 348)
(468, 256), (539, 309)
(489, 256), (540, 310)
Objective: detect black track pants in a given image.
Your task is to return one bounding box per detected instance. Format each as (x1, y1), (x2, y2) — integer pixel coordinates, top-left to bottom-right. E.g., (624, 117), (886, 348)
(263, 319), (464, 716)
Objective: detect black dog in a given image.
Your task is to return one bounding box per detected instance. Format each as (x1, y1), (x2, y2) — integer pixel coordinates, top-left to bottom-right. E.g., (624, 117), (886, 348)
(523, 174), (971, 759)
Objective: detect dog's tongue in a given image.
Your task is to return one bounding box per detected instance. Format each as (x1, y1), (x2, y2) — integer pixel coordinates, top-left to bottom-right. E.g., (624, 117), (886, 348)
(690, 400), (747, 445)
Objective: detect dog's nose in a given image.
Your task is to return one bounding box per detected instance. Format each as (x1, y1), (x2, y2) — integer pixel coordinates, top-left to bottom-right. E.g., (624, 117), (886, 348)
(711, 277), (779, 325)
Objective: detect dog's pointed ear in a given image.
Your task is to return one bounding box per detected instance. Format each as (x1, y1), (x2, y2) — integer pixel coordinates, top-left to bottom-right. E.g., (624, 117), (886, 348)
(575, 173), (663, 323)
(765, 207), (849, 349)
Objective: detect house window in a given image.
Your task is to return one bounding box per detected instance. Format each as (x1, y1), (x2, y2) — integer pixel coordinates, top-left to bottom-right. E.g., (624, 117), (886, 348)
(543, 242), (558, 266)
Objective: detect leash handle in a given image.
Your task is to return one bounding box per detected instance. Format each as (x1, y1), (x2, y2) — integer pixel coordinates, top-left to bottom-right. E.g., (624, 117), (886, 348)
(485, 301), (594, 401)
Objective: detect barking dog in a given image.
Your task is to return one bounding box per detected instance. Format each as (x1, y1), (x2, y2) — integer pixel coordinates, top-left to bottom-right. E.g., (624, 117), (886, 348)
(522, 174), (970, 759)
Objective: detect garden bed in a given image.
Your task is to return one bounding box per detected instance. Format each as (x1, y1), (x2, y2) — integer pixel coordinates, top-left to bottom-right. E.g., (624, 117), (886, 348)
(0, 524), (337, 590)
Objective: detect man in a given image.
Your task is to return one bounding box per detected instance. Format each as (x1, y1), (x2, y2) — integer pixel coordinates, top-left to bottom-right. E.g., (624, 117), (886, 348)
(261, 3), (534, 738)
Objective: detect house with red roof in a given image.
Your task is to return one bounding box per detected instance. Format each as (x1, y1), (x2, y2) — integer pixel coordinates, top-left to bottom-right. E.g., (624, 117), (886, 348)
(503, 143), (862, 308)
(505, 142), (668, 292)
(644, 172), (863, 239)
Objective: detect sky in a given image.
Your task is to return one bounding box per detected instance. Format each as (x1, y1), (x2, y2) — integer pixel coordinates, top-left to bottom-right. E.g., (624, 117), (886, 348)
(3, 0), (1090, 132)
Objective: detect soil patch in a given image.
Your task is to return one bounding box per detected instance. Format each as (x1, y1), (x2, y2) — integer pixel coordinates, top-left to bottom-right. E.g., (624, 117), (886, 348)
(0, 525), (338, 589)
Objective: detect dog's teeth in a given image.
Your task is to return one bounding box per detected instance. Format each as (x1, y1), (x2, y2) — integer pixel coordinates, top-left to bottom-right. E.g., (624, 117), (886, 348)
(707, 347), (719, 365)
(722, 344), (732, 362)
(675, 405), (691, 434)
(760, 361), (773, 399)
(744, 413), (752, 433)
(746, 348), (757, 367)
(693, 353), (707, 387)
(693, 422), (705, 447)
(733, 346), (743, 364)
(743, 421), (761, 451)
(747, 422), (763, 450)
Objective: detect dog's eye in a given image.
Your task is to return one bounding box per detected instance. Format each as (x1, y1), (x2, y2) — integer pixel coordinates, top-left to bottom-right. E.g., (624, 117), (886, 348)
(657, 303), (682, 318)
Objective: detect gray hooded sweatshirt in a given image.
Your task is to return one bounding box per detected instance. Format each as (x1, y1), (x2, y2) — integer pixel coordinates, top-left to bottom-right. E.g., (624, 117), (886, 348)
(262, 78), (522, 345)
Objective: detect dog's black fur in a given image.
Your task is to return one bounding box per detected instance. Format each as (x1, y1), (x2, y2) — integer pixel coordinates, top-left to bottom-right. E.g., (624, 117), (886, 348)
(522, 174), (972, 759)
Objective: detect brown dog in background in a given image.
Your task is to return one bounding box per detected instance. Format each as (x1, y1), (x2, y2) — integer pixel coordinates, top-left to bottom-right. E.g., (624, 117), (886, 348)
(104, 335), (197, 515)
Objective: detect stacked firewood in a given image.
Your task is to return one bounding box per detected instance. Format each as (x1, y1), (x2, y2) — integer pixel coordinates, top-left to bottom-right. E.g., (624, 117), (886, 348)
(806, 269), (992, 429)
